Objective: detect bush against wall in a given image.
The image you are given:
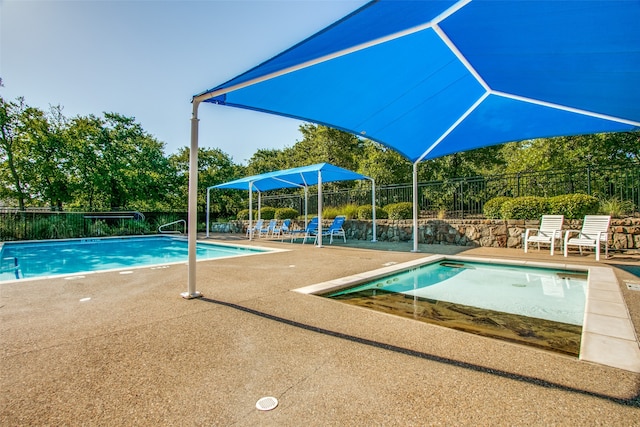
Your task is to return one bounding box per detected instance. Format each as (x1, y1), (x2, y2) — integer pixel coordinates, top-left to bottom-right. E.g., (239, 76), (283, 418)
(482, 196), (512, 219)
(384, 202), (413, 220)
(484, 193), (602, 220)
(548, 194), (599, 219)
(357, 205), (388, 220)
(275, 208), (299, 220)
(260, 207), (276, 220)
(499, 196), (549, 220)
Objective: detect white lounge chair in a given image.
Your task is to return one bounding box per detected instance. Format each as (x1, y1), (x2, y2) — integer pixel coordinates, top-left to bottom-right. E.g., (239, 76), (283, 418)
(564, 215), (611, 261)
(523, 215), (564, 256)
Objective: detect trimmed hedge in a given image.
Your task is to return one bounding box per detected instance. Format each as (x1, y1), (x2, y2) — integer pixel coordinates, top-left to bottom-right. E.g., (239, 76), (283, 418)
(549, 194), (599, 219)
(274, 208), (299, 220)
(483, 193), (601, 220)
(499, 196), (549, 220)
(357, 205), (388, 220)
(483, 196), (512, 219)
(384, 202), (413, 220)
(259, 207), (276, 220)
(236, 209), (252, 220)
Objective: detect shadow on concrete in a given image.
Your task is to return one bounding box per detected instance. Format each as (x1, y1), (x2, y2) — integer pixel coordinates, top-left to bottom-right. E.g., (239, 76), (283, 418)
(198, 296), (640, 407)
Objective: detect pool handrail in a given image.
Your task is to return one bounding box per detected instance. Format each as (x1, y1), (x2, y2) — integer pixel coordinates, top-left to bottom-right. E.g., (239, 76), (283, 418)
(158, 219), (186, 235)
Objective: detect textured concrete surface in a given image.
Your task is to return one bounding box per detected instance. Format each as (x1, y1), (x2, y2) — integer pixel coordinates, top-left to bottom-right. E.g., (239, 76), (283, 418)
(1, 235), (639, 426)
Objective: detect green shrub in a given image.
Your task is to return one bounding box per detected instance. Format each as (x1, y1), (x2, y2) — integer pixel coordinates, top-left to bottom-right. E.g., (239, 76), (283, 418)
(260, 207), (276, 220)
(483, 196), (512, 219)
(499, 196), (549, 220)
(275, 207), (299, 220)
(357, 205), (388, 220)
(598, 196), (635, 218)
(236, 209), (256, 220)
(322, 206), (341, 219)
(548, 194), (599, 219)
(341, 204), (360, 220)
(384, 202), (413, 220)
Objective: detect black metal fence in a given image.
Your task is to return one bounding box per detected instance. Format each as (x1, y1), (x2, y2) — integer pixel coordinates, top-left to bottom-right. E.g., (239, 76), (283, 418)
(262, 163), (640, 218)
(0, 211), (199, 242)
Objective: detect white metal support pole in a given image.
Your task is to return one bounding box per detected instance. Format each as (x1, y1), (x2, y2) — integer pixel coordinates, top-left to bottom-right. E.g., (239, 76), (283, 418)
(316, 171), (323, 247)
(412, 161), (419, 253)
(206, 187), (211, 238)
(248, 182), (254, 241)
(182, 101), (202, 299)
(371, 178), (377, 242)
(304, 187), (309, 226)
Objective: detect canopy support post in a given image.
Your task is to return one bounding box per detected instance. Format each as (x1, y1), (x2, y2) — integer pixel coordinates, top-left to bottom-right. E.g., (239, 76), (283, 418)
(412, 161), (419, 253)
(370, 178), (377, 242)
(182, 101), (202, 299)
(248, 182), (254, 241)
(316, 170), (323, 247)
(304, 187), (309, 226)
(206, 187), (211, 238)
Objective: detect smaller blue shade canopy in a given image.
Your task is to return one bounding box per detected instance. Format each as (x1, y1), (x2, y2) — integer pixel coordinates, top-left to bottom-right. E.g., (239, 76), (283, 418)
(212, 163), (371, 192)
(196, 0), (640, 163)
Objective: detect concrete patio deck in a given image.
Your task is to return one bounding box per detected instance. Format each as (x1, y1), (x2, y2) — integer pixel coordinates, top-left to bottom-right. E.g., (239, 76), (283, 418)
(1, 235), (639, 425)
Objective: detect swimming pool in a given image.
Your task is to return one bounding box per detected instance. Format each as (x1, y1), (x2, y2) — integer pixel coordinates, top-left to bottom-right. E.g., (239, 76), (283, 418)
(0, 236), (271, 282)
(326, 260), (588, 325)
(296, 256), (589, 356)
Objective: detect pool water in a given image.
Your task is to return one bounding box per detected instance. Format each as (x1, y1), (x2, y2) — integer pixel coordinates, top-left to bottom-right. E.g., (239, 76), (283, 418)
(0, 236), (267, 282)
(322, 260), (588, 356)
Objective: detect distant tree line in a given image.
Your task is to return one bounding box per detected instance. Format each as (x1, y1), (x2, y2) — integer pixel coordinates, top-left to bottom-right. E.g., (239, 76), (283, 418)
(1, 95), (638, 219)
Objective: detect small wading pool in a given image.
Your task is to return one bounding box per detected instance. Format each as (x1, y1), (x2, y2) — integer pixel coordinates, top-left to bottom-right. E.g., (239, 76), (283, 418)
(299, 258), (588, 356)
(0, 236), (272, 283)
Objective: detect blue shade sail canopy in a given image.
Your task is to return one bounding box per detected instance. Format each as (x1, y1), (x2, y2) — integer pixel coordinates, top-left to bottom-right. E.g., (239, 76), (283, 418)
(195, 0), (640, 163)
(212, 163), (371, 192)
(207, 163), (375, 244)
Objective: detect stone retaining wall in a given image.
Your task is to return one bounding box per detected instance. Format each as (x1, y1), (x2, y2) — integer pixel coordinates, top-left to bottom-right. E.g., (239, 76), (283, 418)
(216, 218), (640, 251)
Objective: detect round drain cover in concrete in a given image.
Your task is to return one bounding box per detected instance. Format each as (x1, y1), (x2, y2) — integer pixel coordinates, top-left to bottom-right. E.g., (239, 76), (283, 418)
(256, 396), (278, 411)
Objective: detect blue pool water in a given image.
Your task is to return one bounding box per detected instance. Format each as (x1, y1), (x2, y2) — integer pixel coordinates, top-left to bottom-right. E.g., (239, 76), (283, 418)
(326, 260), (588, 325)
(0, 236), (267, 282)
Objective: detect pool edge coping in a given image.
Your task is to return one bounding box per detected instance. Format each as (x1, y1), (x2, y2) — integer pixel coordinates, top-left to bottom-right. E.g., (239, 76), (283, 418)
(293, 255), (640, 373)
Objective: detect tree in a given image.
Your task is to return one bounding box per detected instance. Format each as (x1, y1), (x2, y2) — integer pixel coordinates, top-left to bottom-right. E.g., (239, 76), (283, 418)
(169, 146), (243, 216)
(246, 148), (289, 175)
(21, 104), (74, 210)
(288, 124), (364, 172)
(0, 97), (37, 210)
(358, 140), (412, 185)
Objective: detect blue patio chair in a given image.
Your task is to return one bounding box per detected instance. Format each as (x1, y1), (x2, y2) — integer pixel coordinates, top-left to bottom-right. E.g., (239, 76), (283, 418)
(290, 217), (319, 244)
(314, 215), (347, 244)
(259, 219), (277, 238)
(246, 219), (264, 239)
(272, 219), (292, 240)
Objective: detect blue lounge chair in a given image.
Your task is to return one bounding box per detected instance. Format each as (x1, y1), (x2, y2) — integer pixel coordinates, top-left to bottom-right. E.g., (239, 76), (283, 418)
(314, 215), (346, 244)
(246, 219), (264, 239)
(290, 217), (318, 244)
(272, 219), (292, 240)
(259, 219), (277, 238)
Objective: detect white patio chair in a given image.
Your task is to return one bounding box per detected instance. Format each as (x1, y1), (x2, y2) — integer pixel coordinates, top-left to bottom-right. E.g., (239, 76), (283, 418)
(524, 215), (564, 256)
(563, 215), (611, 261)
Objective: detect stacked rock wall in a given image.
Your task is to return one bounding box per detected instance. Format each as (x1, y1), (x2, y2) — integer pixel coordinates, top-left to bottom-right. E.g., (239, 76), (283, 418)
(225, 218), (640, 251)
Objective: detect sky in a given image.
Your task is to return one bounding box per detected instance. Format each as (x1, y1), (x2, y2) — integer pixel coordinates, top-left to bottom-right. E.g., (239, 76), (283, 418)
(1, 0), (367, 164)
